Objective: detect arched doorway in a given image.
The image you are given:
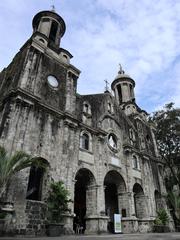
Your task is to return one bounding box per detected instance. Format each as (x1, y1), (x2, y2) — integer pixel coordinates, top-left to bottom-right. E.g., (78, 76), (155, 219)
(133, 183), (147, 218)
(104, 170), (126, 233)
(74, 168), (96, 233)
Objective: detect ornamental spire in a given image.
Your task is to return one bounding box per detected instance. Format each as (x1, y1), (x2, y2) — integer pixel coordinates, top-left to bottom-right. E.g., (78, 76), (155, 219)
(50, 4), (56, 12)
(104, 79), (110, 93)
(118, 63), (125, 74)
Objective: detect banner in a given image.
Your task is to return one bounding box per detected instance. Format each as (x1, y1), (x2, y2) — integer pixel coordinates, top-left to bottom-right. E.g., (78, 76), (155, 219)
(114, 214), (122, 233)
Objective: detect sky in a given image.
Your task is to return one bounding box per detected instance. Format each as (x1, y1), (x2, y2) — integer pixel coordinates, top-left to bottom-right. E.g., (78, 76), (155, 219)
(0, 0), (180, 113)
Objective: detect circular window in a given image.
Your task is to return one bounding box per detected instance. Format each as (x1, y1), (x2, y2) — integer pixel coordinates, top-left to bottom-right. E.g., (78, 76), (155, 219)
(108, 133), (118, 151)
(47, 75), (59, 88)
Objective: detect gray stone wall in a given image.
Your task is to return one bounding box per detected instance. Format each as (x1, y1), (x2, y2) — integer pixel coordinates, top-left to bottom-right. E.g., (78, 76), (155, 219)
(16, 200), (47, 236)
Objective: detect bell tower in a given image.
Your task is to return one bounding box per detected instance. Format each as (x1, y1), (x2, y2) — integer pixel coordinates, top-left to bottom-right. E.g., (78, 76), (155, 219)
(0, 8), (81, 114)
(111, 65), (135, 105)
(32, 9), (66, 50)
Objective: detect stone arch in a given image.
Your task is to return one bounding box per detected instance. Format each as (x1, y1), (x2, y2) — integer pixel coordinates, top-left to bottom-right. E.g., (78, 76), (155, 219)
(74, 168), (96, 233)
(104, 170), (127, 232)
(133, 183), (147, 219)
(26, 158), (49, 201)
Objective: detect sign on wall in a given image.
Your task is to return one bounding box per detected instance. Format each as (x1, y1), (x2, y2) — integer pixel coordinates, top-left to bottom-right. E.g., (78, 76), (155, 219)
(114, 214), (122, 233)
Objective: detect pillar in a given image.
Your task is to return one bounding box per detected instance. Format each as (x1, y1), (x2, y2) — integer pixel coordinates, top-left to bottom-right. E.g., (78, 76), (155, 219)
(86, 185), (108, 234)
(118, 192), (132, 217)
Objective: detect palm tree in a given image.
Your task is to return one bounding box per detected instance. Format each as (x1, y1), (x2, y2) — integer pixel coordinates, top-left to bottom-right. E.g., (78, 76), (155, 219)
(0, 146), (48, 199)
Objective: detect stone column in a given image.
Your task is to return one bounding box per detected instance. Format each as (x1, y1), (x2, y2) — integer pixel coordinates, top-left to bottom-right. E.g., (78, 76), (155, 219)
(97, 184), (106, 215)
(117, 192), (132, 217)
(86, 185), (108, 234)
(86, 185), (97, 216)
(114, 87), (120, 104)
(150, 127), (159, 157)
(119, 192), (139, 233)
(65, 72), (78, 114)
(134, 194), (148, 219)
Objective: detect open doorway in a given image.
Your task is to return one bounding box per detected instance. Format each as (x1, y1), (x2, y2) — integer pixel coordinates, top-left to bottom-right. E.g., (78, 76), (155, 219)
(104, 170), (126, 233)
(74, 168), (96, 234)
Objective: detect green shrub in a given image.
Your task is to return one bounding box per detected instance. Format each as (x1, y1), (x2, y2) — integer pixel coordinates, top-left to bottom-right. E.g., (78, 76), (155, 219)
(154, 209), (169, 225)
(47, 181), (70, 223)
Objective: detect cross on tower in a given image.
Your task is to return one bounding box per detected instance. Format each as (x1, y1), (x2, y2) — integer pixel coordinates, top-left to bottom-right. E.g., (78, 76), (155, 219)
(51, 4), (56, 12)
(119, 63), (125, 74)
(104, 79), (109, 92)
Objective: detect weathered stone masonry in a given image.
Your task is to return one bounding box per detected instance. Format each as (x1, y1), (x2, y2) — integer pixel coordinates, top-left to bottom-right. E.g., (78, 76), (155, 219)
(0, 9), (169, 235)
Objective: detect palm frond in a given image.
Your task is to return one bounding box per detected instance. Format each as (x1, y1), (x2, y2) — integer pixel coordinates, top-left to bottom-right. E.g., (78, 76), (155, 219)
(0, 146), (48, 198)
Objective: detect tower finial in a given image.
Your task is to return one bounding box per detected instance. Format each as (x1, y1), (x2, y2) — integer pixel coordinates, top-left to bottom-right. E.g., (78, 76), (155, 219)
(51, 4), (56, 12)
(118, 63), (125, 74)
(104, 79), (110, 92)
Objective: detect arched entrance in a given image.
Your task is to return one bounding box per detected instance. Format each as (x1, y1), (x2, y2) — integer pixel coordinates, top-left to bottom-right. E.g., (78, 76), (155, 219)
(74, 168), (96, 233)
(133, 183), (147, 218)
(104, 170), (126, 233)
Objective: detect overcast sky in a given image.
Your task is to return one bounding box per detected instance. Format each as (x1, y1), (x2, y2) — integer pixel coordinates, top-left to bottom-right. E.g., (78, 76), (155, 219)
(0, 0), (180, 113)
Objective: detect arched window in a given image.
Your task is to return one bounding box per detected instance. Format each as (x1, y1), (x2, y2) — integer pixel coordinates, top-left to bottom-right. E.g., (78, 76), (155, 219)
(26, 166), (44, 201)
(39, 38), (45, 43)
(80, 133), (89, 150)
(107, 102), (114, 114)
(133, 155), (139, 169)
(84, 104), (89, 113)
(146, 134), (151, 142)
(129, 128), (136, 144)
(117, 85), (122, 103)
(83, 102), (91, 115)
(49, 21), (58, 43)
(108, 102), (111, 113)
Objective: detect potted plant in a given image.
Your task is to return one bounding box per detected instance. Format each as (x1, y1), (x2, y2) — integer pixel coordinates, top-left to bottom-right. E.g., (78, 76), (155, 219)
(153, 209), (170, 232)
(46, 181), (70, 236)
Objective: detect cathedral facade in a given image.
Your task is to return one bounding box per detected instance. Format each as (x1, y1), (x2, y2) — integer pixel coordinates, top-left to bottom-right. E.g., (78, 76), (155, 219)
(0, 9), (167, 235)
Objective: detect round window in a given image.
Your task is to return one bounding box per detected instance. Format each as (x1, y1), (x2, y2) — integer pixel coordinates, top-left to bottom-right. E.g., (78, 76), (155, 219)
(47, 75), (59, 88)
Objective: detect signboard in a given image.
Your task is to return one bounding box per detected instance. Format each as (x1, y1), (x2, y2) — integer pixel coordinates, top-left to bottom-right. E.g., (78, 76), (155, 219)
(114, 214), (122, 233)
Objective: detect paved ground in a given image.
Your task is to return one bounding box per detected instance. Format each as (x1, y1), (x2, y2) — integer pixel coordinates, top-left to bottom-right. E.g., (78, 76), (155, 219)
(0, 233), (180, 240)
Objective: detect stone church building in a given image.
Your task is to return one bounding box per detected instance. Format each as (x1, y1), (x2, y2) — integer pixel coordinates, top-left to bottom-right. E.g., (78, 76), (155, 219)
(0, 9), (167, 235)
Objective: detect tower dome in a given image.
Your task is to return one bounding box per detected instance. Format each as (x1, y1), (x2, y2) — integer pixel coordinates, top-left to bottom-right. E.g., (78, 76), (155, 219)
(111, 65), (135, 105)
(32, 9), (66, 49)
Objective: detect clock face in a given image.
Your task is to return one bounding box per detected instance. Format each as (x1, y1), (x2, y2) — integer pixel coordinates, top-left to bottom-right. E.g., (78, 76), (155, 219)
(47, 75), (59, 88)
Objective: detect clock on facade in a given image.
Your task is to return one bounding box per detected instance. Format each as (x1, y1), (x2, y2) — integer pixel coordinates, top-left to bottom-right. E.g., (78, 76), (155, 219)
(47, 75), (59, 89)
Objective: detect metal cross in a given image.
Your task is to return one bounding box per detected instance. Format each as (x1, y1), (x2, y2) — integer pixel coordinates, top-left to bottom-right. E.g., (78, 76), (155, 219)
(104, 79), (109, 92)
(51, 4), (56, 12)
(119, 63), (125, 74)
